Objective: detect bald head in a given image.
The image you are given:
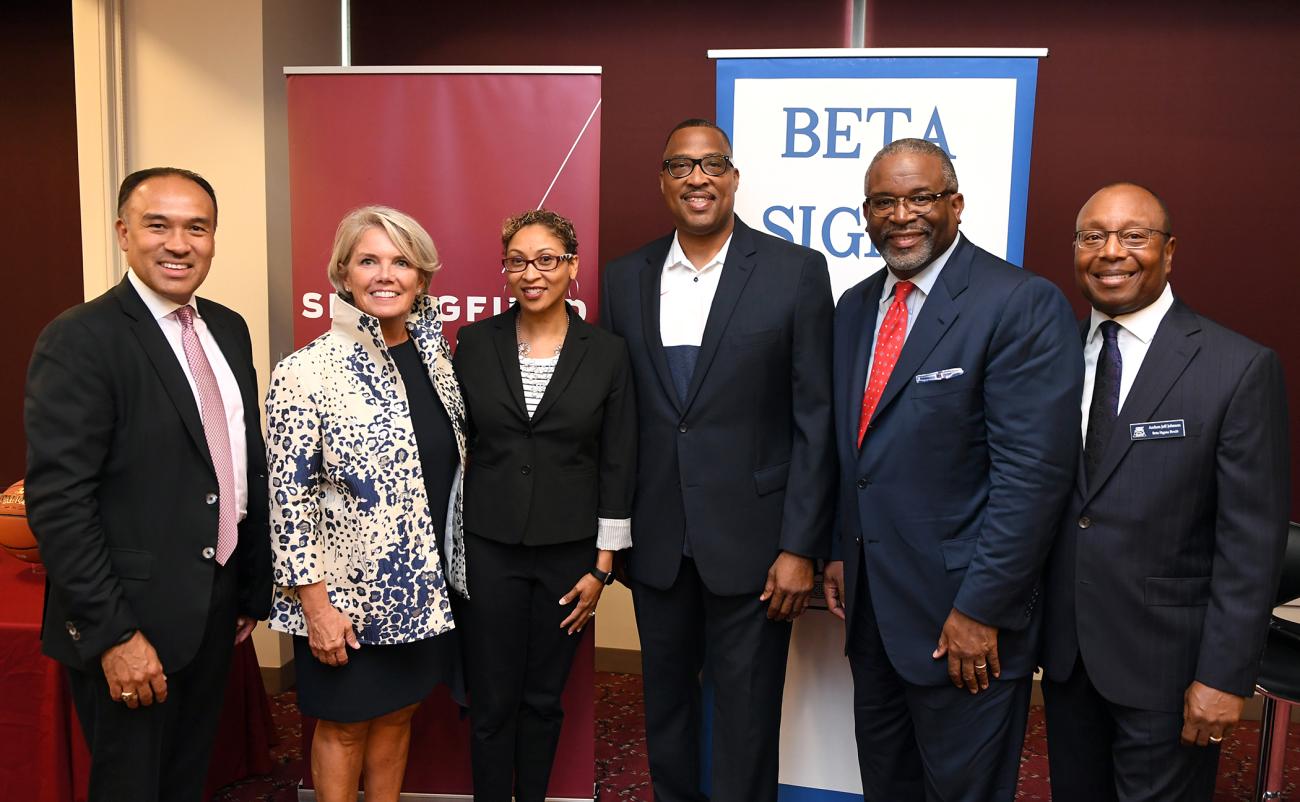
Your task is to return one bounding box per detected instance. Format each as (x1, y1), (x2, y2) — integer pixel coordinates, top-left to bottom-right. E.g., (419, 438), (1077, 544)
(1073, 183), (1176, 318)
(1076, 182), (1171, 232)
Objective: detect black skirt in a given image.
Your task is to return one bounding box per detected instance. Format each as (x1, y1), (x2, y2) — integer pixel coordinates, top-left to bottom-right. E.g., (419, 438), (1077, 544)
(293, 625), (466, 723)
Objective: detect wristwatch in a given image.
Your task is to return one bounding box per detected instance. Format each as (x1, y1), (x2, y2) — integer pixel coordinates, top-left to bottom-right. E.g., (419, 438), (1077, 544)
(589, 566), (615, 586)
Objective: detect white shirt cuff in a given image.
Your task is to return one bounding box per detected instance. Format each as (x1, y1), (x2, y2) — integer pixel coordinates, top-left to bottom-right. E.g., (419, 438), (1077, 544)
(596, 517), (632, 551)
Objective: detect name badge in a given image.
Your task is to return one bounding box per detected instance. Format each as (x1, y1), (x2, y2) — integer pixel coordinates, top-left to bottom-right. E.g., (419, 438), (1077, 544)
(1130, 419), (1185, 440)
(915, 367), (964, 384)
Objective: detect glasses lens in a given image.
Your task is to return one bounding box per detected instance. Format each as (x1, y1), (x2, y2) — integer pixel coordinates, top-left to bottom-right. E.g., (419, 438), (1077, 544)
(1076, 231), (1107, 249)
(1118, 229), (1153, 248)
(906, 194), (937, 213)
(535, 255), (557, 270)
(503, 257), (527, 271)
(701, 156), (729, 176)
(866, 197), (897, 217)
(666, 159), (693, 178)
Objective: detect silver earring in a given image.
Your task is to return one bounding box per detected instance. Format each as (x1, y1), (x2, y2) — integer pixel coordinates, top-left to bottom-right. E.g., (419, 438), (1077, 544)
(567, 278), (581, 299)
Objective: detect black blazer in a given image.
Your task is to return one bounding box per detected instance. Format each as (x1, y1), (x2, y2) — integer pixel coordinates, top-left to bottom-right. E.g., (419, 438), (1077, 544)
(600, 216), (836, 595)
(24, 278), (271, 672)
(1042, 299), (1291, 712)
(454, 304), (636, 546)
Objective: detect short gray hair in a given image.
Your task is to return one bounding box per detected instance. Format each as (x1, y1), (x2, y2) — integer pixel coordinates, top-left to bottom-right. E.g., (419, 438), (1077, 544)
(864, 138), (958, 194)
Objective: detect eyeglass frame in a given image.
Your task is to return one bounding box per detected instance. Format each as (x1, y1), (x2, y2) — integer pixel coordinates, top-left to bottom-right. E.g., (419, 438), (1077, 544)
(1073, 228), (1171, 250)
(500, 253), (576, 273)
(862, 190), (958, 218)
(661, 154), (734, 179)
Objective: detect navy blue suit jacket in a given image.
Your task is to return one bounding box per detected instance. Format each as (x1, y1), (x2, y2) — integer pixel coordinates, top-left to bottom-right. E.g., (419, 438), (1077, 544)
(600, 216), (836, 595)
(833, 235), (1082, 686)
(1042, 300), (1290, 713)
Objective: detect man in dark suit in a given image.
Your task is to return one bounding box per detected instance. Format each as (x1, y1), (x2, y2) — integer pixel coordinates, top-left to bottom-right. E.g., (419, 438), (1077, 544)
(1040, 182), (1290, 802)
(822, 139), (1082, 801)
(24, 167), (271, 802)
(600, 118), (835, 802)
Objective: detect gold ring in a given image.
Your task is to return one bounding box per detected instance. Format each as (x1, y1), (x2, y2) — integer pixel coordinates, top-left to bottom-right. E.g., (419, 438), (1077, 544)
(120, 691), (136, 701)
(974, 663), (987, 670)
(1209, 735), (1223, 743)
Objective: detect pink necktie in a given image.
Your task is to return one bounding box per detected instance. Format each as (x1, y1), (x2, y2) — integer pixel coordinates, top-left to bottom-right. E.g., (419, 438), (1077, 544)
(173, 306), (238, 565)
(857, 281), (915, 447)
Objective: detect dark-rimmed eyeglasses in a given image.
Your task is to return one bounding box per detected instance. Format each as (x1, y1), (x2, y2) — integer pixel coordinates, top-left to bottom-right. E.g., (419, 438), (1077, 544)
(1073, 228), (1170, 250)
(862, 191), (957, 218)
(501, 253), (575, 273)
(662, 155), (733, 179)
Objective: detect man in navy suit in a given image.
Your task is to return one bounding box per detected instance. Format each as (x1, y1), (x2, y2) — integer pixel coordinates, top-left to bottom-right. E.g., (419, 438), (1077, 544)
(822, 139), (1082, 801)
(600, 119), (835, 802)
(1040, 182), (1290, 801)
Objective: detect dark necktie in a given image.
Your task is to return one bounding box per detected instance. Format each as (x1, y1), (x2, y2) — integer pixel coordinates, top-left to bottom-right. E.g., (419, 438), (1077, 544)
(1083, 320), (1122, 485)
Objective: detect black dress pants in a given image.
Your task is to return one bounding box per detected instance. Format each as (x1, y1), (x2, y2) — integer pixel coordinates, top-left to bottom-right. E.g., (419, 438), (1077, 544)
(1042, 653), (1219, 802)
(66, 561), (238, 802)
(631, 557), (793, 802)
(462, 532), (594, 802)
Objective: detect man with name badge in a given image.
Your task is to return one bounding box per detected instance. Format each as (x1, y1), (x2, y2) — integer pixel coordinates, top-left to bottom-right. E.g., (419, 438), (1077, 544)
(600, 118), (835, 802)
(823, 138), (1081, 801)
(1040, 182), (1290, 802)
(25, 167), (271, 801)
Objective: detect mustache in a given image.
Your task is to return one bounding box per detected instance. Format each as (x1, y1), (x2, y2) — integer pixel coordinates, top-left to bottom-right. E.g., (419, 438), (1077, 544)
(881, 220), (934, 237)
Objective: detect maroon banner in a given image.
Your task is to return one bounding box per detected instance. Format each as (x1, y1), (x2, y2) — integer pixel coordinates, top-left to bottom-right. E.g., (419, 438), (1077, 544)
(287, 69), (602, 347)
(286, 68), (601, 800)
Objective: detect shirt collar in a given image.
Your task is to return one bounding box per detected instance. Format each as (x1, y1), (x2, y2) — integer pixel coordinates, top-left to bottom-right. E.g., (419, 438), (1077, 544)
(128, 268), (194, 321)
(879, 231), (961, 308)
(666, 231), (733, 274)
(1087, 282), (1174, 345)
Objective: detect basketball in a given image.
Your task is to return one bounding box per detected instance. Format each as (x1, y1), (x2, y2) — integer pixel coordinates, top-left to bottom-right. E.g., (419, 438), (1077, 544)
(0, 480), (40, 564)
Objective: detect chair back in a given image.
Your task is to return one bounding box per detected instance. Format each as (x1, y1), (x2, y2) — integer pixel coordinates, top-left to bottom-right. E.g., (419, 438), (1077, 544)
(1276, 521), (1300, 606)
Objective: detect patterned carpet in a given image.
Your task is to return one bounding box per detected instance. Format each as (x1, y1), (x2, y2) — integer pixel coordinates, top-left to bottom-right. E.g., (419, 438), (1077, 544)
(212, 672), (1300, 801)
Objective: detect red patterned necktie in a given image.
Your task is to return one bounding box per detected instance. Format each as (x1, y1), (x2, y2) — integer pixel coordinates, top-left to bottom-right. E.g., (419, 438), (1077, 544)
(173, 306), (238, 565)
(857, 281), (916, 447)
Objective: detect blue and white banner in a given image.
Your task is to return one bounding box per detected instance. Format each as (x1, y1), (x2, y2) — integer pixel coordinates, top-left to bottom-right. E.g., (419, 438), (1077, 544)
(714, 49), (1045, 800)
(715, 49), (1044, 300)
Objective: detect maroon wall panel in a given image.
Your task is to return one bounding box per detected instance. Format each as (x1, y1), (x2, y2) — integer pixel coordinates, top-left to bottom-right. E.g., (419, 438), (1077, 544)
(0, 6), (84, 485)
(869, 0), (1300, 517)
(349, 0), (851, 272)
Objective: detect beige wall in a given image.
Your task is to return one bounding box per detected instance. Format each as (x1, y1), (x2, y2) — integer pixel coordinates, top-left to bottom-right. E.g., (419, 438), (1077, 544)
(73, 0), (642, 666)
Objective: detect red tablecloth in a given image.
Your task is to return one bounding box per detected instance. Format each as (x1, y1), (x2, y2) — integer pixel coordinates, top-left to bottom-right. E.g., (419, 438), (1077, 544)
(0, 550), (276, 801)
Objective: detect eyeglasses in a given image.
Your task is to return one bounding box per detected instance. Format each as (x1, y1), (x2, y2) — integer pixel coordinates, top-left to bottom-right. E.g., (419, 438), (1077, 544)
(863, 191), (957, 218)
(501, 253), (575, 273)
(1073, 228), (1170, 250)
(662, 154), (733, 179)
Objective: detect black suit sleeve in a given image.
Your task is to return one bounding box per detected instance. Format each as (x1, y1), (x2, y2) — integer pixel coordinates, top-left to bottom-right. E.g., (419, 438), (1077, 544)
(1196, 348), (1290, 696)
(778, 249), (836, 559)
(24, 317), (139, 662)
(597, 338), (637, 522)
(227, 316), (272, 620)
(954, 277), (1083, 629)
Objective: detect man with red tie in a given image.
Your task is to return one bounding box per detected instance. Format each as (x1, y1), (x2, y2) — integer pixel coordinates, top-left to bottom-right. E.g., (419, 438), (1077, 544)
(822, 139), (1082, 801)
(25, 168), (271, 801)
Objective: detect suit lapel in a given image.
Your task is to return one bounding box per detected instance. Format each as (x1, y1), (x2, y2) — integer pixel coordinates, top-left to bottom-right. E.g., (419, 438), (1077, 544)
(114, 279), (210, 461)
(1084, 301), (1201, 501)
(1074, 319), (1090, 498)
(491, 306), (529, 421)
(531, 306), (591, 424)
(638, 235), (682, 414)
(843, 270), (886, 449)
(868, 237), (970, 427)
(681, 219), (758, 412)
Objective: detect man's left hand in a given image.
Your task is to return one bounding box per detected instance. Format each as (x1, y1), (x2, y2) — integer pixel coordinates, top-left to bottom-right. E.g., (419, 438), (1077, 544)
(234, 615), (257, 645)
(1181, 681), (1244, 746)
(760, 552), (814, 621)
(933, 607), (1000, 693)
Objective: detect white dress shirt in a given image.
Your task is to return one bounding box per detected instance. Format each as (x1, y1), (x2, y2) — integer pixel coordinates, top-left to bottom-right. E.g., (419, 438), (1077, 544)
(128, 269), (249, 521)
(864, 233), (962, 387)
(659, 232), (733, 347)
(1079, 282), (1175, 441)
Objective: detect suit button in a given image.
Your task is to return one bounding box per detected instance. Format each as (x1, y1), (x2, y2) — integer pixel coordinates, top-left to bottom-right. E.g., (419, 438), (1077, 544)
(205, 493), (218, 505)
(855, 536), (863, 544)
(66, 622), (80, 640)
(202, 547), (216, 560)
(1078, 516), (1092, 529)
(523, 431), (532, 439)
(678, 424), (688, 433)
(520, 465), (532, 476)
(856, 477), (869, 489)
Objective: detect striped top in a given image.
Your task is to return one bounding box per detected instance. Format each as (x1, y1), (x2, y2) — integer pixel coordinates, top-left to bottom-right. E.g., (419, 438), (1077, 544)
(520, 354), (560, 417)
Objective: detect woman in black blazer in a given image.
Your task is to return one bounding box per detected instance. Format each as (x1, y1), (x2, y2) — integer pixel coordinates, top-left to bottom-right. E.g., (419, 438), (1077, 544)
(453, 208), (635, 802)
